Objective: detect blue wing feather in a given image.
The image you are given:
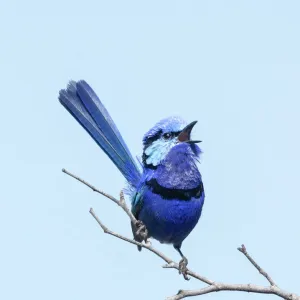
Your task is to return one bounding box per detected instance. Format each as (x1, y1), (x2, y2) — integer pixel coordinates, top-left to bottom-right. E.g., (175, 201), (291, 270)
(59, 80), (141, 188)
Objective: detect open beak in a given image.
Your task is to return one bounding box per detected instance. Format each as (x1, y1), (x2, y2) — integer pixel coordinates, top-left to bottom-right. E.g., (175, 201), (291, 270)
(178, 121), (202, 144)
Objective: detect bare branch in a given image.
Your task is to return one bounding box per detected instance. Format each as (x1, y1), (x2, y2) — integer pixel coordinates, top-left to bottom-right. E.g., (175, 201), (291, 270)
(63, 168), (300, 300)
(238, 244), (277, 286)
(62, 168), (119, 205)
(90, 208), (172, 263)
(62, 168), (137, 224)
(167, 284), (300, 300)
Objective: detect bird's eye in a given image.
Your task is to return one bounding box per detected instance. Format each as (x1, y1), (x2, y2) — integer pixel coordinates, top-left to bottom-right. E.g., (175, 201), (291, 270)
(163, 133), (172, 139)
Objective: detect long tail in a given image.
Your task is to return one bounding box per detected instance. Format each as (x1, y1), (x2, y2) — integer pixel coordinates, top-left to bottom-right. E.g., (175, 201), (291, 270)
(58, 80), (141, 188)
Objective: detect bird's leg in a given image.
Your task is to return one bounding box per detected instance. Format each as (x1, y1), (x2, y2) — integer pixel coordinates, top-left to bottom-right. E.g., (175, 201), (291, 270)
(174, 245), (190, 280)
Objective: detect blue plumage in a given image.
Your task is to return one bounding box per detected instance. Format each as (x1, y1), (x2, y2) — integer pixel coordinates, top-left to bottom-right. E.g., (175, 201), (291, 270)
(59, 80), (205, 275)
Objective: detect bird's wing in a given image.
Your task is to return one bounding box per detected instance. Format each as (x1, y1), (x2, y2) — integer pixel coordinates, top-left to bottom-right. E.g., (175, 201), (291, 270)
(131, 189), (144, 218)
(59, 80), (141, 187)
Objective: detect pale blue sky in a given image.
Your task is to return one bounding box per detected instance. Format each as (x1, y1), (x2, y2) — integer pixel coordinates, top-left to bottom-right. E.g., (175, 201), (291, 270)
(1, 1), (299, 299)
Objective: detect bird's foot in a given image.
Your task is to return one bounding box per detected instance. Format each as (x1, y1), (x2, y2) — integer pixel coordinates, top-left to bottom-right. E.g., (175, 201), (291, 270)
(178, 257), (190, 280)
(135, 220), (148, 242)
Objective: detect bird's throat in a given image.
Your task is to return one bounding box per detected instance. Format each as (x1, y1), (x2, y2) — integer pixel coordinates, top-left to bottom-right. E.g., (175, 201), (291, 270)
(147, 143), (202, 196)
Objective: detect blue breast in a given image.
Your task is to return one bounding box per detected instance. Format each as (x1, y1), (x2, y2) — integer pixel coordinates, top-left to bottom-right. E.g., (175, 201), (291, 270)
(139, 190), (204, 246)
(135, 143), (205, 246)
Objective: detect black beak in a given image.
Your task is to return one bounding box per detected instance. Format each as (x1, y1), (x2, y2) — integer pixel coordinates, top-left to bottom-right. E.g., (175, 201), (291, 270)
(178, 121), (202, 144)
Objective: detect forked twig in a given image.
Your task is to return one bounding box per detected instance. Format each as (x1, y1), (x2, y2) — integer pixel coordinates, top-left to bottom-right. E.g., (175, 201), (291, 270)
(62, 168), (136, 224)
(238, 244), (277, 286)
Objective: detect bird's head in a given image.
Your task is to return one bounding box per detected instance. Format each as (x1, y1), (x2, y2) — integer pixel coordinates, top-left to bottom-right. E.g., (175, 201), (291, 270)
(142, 116), (201, 168)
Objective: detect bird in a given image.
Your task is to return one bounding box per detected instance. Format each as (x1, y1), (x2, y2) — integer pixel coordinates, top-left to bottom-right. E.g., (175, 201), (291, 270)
(58, 80), (205, 278)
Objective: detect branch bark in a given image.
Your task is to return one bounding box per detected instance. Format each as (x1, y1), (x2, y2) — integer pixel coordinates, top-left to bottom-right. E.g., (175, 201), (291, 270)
(62, 168), (137, 224)
(62, 168), (299, 300)
(238, 244), (277, 286)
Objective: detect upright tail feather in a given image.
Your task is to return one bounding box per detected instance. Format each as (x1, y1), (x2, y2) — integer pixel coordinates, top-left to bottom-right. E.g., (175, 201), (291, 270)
(59, 80), (141, 188)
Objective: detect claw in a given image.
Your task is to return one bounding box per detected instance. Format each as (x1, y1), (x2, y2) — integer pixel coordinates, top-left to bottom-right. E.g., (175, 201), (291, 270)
(135, 220), (148, 242)
(178, 257), (190, 280)
(131, 220), (149, 251)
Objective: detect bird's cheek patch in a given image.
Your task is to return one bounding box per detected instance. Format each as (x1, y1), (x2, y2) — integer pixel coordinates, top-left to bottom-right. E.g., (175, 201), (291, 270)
(145, 140), (175, 166)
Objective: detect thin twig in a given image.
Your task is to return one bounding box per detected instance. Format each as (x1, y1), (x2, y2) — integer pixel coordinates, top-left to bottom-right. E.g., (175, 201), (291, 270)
(62, 168), (119, 205)
(62, 168), (137, 224)
(238, 244), (277, 286)
(90, 208), (172, 264)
